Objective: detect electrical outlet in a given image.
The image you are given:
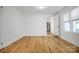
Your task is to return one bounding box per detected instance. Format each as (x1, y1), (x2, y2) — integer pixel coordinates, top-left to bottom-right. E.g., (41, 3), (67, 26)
(1, 42), (3, 45)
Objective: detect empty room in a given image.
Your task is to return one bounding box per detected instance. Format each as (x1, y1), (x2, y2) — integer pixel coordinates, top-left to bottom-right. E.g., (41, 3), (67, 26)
(0, 6), (79, 53)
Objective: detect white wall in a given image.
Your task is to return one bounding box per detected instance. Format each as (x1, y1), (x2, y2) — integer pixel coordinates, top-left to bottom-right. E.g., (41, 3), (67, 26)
(23, 14), (50, 36)
(0, 6), (25, 48)
(54, 6), (79, 47)
(62, 32), (79, 47)
(50, 16), (54, 33)
(0, 8), (2, 48)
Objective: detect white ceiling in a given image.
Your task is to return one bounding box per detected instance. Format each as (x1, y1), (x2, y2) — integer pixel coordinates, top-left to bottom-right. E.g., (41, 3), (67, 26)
(15, 6), (65, 14)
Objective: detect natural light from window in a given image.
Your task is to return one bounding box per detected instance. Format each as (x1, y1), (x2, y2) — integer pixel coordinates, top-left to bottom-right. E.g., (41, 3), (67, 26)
(63, 7), (79, 33)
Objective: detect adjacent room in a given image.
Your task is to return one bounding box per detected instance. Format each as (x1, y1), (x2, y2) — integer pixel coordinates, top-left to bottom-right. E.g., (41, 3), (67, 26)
(0, 6), (79, 53)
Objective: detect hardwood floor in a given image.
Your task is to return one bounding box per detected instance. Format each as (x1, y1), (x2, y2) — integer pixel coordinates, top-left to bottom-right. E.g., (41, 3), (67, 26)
(0, 36), (79, 53)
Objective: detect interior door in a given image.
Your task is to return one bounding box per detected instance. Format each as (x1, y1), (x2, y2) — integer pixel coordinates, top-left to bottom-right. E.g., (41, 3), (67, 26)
(54, 15), (60, 36)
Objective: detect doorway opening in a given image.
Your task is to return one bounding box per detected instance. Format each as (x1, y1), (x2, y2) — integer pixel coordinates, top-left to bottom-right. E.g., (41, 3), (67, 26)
(47, 22), (51, 35)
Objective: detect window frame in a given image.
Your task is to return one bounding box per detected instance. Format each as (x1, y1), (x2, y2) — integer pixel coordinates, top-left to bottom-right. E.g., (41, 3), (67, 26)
(72, 18), (79, 33)
(63, 12), (71, 32)
(63, 7), (79, 33)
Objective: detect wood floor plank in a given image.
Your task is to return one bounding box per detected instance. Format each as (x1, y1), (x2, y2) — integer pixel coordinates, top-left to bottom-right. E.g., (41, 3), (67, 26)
(0, 36), (79, 53)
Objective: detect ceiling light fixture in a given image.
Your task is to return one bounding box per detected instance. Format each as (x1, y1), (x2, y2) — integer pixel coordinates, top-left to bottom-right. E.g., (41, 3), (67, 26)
(36, 6), (46, 10)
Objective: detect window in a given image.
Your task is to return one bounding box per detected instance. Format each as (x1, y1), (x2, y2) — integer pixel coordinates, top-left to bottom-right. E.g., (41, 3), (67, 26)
(63, 7), (79, 33)
(64, 22), (70, 31)
(63, 13), (70, 31)
(71, 7), (79, 20)
(73, 20), (79, 33)
(71, 7), (79, 33)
